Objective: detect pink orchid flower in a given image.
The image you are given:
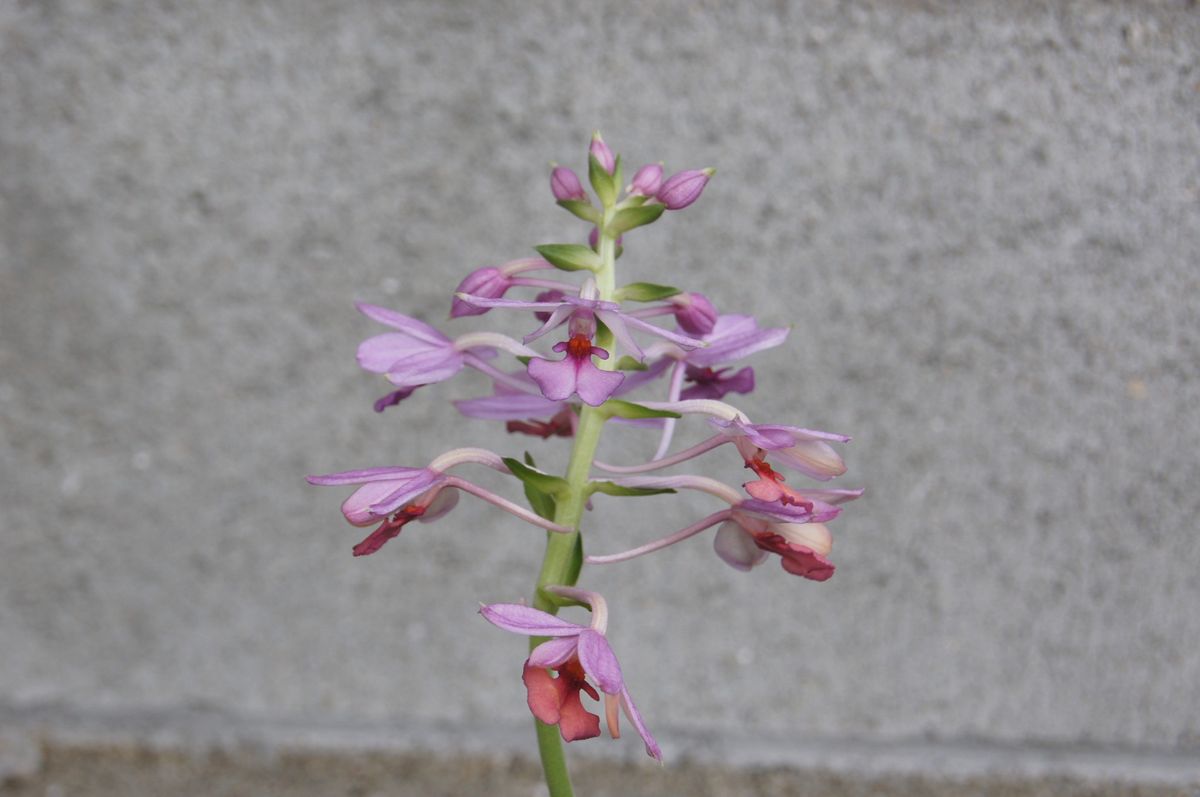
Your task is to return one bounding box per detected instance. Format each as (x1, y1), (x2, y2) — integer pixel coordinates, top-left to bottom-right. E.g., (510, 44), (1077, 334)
(480, 588), (661, 761)
(585, 474), (858, 581)
(307, 449), (571, 556)
(355, 302), (538, 400)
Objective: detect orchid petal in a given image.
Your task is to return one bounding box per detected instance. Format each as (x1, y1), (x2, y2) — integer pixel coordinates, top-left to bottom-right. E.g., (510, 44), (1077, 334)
(792, 487), (865, 505)
(367, 474), (442, 517)
(417, 488), (459, 522)
(620, 313), (707, 350)
(350, 517), (406, 557)
(771, 440), (848, 481)
(454, 392), (564, 421)
(384, 348), (466, 388)
(529, 637), (580, 669)
(451, 294), (565, 311)
(355, 303), (449, 345)
(714, 521), (767, 571)
(772, 521), (833, 557)
(527, 356), (579, 402)
(523, 305), (575, 344)
(573, 360), (625, 407)
(356, 333), (440, 373)
(687, 315), (788, 366)
(576, 629), (624, 695)
(593, 309), (645, 360)
(306, 466), (429, 487)
(557, 682), (602, 742)
(620, 688), (662, 761)
(522, 663), (564, 726)
(480, 604), (584, 637)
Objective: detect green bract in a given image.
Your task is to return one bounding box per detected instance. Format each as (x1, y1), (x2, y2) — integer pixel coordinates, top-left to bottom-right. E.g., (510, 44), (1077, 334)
(608, 203), (666, 236)
(615, 282), (681, 303)
(534, 243), (602, 272)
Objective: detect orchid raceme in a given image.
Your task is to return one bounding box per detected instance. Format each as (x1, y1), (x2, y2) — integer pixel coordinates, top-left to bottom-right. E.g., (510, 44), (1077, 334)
(307, 135), (862, 795)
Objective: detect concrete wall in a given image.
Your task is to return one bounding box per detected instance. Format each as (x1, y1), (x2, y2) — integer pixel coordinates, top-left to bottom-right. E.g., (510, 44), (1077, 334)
(3, 0), (1198, 781)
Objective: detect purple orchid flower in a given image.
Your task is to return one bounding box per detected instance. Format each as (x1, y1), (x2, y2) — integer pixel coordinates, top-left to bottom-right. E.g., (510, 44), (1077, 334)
(307, 449), (572, 556)
(715, 500), (838, 581)
(454, 279), (705, 361)
(305, 465), (450, 556)
(480, 588), (661, 761)
(527, 312), (625, 406)
(583, 474), (860, 582)
(683, 314), (789, 368)
(355, 302), (538, 401)
(716, 491), (861, 580)
(712, 417), (850, 482)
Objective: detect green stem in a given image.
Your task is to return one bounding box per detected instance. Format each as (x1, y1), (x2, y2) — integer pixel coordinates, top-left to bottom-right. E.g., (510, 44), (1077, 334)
(529, 205), (620, 797)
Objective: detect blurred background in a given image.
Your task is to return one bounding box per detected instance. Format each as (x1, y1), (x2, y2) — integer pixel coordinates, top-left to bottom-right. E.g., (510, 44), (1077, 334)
(2, 1), (1198, 794)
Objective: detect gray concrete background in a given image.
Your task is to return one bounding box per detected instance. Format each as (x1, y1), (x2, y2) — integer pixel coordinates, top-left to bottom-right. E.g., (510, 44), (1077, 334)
(2, 0), (1199, 784)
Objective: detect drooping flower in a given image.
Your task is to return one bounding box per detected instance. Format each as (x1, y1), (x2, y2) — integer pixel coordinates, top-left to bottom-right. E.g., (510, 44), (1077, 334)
(713, 495), (860, 580)
(713, 417), (849, 482)
(480, 589), (661, 760)
(307, 450), (572, 556)
(305, 465), (450, 556)
(583, 474), (856, 581)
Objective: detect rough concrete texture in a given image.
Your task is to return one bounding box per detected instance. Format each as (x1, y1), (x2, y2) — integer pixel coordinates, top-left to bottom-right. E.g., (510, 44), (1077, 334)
(2, 0), (1199, 786)
(2, 744), (1196, 797)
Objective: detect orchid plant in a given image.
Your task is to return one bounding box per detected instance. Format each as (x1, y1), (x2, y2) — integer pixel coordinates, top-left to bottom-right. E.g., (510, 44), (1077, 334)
(308, 134), (860, 796)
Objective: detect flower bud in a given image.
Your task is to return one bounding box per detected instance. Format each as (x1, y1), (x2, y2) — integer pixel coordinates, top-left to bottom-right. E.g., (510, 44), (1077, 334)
(587, 227), (623, 251)
(657, 168), (714, 210)
(450, 266), (511, 318)
(628, 163), (664, 196)
(533, 289), (565, 322)
(671, 292), (718, 335)
(589, 132), (615, 174)
(550, 166), (586, 202)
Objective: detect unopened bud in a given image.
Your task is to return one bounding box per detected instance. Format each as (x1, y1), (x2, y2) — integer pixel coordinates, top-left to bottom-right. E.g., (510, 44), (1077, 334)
(550, 166), (586, 202)
(587, 226), (623, 252)
(589, 132), (616, 174)
(657, 168), (714, 210)
(671, 292), (718, 335)
(450, 266), (511, 318)
(533, 289), (566, 322)
(628, 163), (664, 196)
